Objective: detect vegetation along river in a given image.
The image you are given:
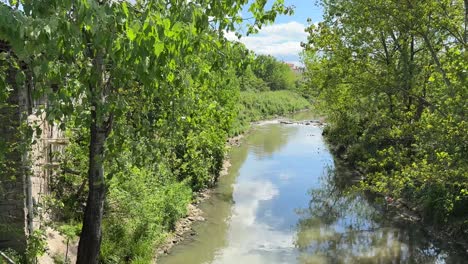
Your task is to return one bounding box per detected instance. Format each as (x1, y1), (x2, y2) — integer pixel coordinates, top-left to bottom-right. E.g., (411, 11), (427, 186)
(159, 112), (467, 264)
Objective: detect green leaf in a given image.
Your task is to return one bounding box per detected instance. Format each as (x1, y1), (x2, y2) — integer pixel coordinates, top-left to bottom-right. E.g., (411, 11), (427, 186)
(153, 42), (164, 56)
(122, 2), (129, 17)
(127, 27), (136, 41)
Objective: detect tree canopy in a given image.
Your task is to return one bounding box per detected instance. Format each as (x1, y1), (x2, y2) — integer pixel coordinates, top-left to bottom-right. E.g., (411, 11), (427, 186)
(304, 0), (467, 226)
(0, 0), (293, 262)
(251, 54), (298, 90)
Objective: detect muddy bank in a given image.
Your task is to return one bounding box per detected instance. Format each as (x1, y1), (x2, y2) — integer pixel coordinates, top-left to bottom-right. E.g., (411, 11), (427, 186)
(154, 193), (210, 259)
(153, 148), (236, 262)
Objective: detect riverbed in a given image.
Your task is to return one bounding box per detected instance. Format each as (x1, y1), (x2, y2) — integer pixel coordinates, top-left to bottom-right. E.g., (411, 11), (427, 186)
(159, 113), (466, 264)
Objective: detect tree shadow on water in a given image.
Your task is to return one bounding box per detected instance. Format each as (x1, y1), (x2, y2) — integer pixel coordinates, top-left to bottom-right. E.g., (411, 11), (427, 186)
(293, 163), (462, 264)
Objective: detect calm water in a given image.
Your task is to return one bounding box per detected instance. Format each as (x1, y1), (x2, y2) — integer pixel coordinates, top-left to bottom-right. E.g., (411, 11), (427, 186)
(159, 113), (466, 264)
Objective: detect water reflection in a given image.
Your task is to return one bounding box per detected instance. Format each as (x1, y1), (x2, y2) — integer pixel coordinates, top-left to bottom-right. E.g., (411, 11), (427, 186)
(248, 124), (298, 158)
(159, 124), (298, 264)
(160, 114), (467, 264)
(295, 164), (465, 264)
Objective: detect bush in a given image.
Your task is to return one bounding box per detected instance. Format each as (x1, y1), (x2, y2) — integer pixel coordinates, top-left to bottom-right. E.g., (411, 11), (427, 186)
(100, 166), (192, 263)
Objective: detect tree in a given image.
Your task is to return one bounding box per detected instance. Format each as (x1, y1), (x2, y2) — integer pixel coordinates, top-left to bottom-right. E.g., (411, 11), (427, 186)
(239, 66), (269, 91)
(252, 54), (297, 90)
(270, 61), (297, 90)
(1, 0), (292, 262)
(303, 0), (467, 224)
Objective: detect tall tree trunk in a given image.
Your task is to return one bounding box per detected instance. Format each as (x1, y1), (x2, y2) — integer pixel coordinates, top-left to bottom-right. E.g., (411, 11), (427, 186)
(76, 46), (109, 264)
(76, 107), (107, 264)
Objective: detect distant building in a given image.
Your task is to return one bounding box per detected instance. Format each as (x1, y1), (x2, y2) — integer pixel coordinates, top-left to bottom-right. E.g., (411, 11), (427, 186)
(285, 62), (305, 74)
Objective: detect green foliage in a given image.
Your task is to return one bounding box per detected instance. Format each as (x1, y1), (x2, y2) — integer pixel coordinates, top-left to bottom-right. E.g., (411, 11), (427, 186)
(304, 0), (468, 226)
(25, 229), (47, 264)
(51, 253), (71, 264)
(0, 0), (298, 261)
(231, 90), (310, 135)
(101, 166), (191, 263)
(0, 249), (23, 264)
(239, 66), (269, 92)
(57, 223), (81, 242)
(251, 55), (298, 91)
(46, 127), (89, 221)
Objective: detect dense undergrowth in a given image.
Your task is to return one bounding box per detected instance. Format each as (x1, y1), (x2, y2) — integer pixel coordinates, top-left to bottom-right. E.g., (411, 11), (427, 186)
(304, 0), (468, 242)
(49, 89), (308, 263)
(0, 0), (308, 262)
(49, 69), (239, 263)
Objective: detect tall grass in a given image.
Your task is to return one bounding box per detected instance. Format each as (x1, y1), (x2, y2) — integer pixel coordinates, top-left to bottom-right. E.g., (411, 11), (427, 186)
(230, 90), (310, 135)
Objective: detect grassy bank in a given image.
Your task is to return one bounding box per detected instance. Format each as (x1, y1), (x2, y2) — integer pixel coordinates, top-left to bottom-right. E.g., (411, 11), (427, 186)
(41, 90), (309, 263)
(230, 90), (311, 135)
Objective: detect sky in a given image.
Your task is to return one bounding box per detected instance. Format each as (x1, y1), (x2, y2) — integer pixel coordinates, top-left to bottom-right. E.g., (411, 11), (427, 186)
(226, 0), (324, 66)
(0, 0), (323, 66)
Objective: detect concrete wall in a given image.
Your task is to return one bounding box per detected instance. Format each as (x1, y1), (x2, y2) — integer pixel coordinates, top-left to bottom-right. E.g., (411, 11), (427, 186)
(0, 41), (65, 251)
(29, 114), (66, 230)
(0, 97), (64, 252)
(0, 85), (28, 252)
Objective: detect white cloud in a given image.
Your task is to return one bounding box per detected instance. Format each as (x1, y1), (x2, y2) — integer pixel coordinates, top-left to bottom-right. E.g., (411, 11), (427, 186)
(212, 180), (296, 264)
(279, 172), (293, 181)
(225, 21), (307, 61)
(232, 180), (279, 226)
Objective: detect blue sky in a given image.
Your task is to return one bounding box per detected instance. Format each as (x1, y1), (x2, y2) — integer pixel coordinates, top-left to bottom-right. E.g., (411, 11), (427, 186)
(274, 0), (323, 24)
(226, 0), (324, 66)
(1, 0), (322, 66)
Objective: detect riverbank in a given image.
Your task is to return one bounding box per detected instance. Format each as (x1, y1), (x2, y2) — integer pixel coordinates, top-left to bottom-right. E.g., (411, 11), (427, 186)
(153, 159), (232, 261)
(384, 196), (468, 255)
(157, 115), (467, 263)
(153, 115), (321, 262)
(324, 133), (468, 255)
(230, 90), (311, 136)
(153, 128), (253, 261)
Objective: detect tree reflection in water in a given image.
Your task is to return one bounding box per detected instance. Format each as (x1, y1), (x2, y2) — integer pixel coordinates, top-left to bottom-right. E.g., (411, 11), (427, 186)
(249, 124), (298, 158)
(294, 161), (462, 264)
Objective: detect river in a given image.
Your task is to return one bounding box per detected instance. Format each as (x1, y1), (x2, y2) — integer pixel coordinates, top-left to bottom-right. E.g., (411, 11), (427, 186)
(159, 112), (467, 264)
